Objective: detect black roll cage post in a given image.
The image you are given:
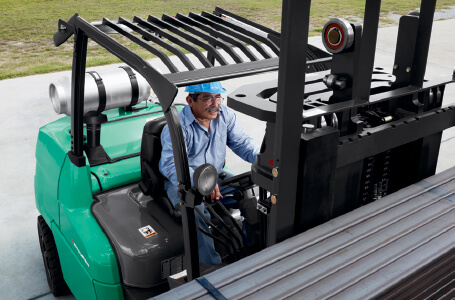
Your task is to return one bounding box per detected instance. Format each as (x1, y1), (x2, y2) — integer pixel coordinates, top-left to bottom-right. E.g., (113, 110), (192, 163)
(54, 14), (202, 279)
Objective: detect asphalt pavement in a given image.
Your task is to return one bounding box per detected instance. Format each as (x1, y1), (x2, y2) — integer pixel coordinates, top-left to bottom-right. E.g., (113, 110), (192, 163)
(0, 17), (454, 300)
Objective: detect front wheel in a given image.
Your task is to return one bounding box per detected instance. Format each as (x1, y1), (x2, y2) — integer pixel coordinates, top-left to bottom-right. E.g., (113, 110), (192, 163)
(37, 215), (71, 296)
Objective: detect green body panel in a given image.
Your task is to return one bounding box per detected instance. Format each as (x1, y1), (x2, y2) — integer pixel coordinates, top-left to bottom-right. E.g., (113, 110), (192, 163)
(52, 220), (99, 300)
(53, 220), (124, 300)
(58, 157), (121, 285)
(93, 280), (124, 300)
(99, 105), (166, 159)
(90, 156), (140, 193)
(35, 118), (73, 225)
(34, 104), (185, 298)
(35, 103), (168, 222)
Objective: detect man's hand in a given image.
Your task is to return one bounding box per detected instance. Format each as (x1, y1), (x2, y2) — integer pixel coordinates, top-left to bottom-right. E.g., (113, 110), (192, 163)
(208, 183), (223, 203)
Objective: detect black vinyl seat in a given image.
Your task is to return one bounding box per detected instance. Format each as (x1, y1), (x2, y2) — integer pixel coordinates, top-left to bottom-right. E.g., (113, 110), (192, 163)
(139, 116), (181, 219)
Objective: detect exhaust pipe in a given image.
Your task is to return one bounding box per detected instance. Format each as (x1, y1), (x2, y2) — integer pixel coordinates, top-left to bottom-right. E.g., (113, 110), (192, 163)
(49, 66), (152, 116)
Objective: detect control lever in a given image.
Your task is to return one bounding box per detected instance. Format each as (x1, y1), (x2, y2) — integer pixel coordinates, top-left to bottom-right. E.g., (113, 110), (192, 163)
(224, 191), (244, 201)
(219, 171), (255, 191)
(217, 172), (245, 200)
(219, 172), (227, 181)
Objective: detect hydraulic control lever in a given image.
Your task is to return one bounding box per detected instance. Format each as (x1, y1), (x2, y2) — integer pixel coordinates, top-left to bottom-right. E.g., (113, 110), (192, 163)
(223, 191), (244, 201)
(219, 171), (255, 191)
(218, 172), (251, 199)
(218, 172), (245, 198)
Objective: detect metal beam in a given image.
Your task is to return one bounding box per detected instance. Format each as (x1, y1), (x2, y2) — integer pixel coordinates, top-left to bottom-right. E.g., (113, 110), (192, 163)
(337, 106), (455, 168)
(411, 0), (437, 87)
(68, 28), (88, 167)
(353, 0), (381, 101)
(269, 0), (312, 245)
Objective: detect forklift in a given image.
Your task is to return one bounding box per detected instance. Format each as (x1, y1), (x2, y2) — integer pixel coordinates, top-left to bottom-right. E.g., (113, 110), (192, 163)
(36, 1), (455, 299)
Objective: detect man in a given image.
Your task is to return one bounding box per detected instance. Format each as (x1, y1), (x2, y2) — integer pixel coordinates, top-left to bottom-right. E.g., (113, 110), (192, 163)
(159, 82), (260, 265)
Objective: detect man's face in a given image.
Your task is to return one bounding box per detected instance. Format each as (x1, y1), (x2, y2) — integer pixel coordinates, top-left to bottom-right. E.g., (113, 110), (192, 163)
(187, 92), (222, 121)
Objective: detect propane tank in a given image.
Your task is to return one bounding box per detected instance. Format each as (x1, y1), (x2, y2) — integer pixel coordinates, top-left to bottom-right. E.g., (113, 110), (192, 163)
(49, 66), (152, 116)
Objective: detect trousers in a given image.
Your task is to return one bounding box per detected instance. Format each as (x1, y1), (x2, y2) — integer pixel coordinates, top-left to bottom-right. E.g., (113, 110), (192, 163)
(164, 171), (238, 265)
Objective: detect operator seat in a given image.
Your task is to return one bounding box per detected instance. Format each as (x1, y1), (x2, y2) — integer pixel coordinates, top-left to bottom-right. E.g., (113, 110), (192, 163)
(139, 116), (180, 219)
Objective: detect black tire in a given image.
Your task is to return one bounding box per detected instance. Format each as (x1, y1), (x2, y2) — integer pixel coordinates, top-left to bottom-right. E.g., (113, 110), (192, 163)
(37, 215), (71, 297)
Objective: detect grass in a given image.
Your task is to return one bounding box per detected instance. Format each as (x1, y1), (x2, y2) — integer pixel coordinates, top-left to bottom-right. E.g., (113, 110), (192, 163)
(0, 0), (454, 80)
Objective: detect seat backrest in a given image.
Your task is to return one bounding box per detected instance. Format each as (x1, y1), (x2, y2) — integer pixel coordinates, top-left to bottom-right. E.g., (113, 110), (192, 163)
(139, 117), (167, 196)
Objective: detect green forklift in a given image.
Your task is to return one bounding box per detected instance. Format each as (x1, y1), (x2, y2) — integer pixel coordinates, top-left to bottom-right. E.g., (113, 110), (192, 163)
(36, 1), (455, 299)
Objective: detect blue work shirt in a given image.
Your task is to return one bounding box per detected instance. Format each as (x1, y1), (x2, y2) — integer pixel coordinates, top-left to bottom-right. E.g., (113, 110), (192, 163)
(159, 104), (260, 187)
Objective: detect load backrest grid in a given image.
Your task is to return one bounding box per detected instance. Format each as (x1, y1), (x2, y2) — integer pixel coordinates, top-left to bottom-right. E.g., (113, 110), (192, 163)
(100, 8), (281, 74)
(74, 7), (330, 88)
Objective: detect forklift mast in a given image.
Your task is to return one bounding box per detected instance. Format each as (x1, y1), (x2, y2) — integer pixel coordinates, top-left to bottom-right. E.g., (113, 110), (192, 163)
(227, 0), (454, 247)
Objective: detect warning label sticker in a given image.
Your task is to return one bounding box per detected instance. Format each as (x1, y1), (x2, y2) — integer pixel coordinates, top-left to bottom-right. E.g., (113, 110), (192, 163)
(139, 225), (157, 238)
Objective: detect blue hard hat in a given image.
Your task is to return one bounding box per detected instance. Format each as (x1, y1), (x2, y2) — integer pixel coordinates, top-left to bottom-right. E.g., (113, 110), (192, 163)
(184, 82), (226, 94)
